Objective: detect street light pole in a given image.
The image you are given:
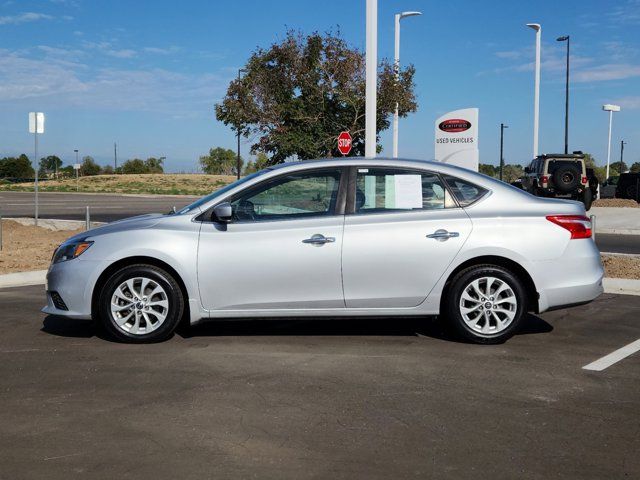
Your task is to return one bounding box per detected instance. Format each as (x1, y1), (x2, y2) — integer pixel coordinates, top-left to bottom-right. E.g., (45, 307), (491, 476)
(392, 11), (422, 159)
(602, 104), (620, 179)
(236, 68), (246, 179)
(365, 0), (377, 158)
(74, 149), (79, 192)
(526, 23), (541, 159)
(499, 123), (508, 181)
(620, 140), (626, 166)
(557, 35), (570, 154)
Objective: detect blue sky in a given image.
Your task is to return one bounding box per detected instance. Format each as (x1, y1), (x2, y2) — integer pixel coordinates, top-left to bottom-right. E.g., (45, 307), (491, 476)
(0, 0), (639, 172)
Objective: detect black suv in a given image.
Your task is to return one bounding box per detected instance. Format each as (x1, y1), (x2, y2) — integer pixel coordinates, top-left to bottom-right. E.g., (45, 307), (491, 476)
(521, 153), (593, 210)
(616, 173), (640, 202)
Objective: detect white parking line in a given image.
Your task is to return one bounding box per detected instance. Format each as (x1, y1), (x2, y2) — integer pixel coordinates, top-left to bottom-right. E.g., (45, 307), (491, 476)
(583, 338), (640, 371)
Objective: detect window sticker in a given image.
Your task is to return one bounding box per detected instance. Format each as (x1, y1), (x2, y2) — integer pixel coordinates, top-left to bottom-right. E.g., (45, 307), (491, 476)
(393, 174), (422, 209)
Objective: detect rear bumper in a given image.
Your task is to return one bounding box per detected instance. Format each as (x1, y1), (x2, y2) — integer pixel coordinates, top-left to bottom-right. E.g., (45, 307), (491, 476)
(533, 238), (604, 313)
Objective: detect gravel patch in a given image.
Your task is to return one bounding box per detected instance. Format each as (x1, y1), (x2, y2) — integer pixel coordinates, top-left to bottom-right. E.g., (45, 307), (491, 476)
(593, 199), (639, 208)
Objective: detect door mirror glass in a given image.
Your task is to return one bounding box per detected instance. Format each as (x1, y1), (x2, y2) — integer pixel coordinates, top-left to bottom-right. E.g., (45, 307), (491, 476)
(212, 202), (233, 222)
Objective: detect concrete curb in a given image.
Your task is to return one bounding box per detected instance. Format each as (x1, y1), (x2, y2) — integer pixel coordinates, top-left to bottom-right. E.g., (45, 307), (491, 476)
(602, 278), (640, 297)
(596, 228), (640, 236)
(6, 217), (105, 231)
(0, 270), (47, 289)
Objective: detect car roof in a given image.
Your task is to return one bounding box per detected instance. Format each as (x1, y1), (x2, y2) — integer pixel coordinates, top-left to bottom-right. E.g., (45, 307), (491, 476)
(268, 157), (478, 177)
(537, 154), (585, 160)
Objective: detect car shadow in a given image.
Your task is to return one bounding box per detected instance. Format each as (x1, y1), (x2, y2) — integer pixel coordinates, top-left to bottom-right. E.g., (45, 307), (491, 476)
(41, 313), (553, 344)
(41, 315), (99, 339)
(178, 313), (553, 344)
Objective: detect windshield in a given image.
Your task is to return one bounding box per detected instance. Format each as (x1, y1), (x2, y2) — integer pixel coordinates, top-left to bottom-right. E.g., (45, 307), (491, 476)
(176, 170), (269, 215)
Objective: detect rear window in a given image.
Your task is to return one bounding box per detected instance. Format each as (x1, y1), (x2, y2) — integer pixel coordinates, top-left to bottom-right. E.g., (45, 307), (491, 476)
(547, 160), (583, 174)
(442, 175), (488, 207)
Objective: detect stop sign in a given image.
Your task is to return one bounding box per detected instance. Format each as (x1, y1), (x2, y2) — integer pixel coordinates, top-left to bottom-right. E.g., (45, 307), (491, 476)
(337, 131), (352, 156)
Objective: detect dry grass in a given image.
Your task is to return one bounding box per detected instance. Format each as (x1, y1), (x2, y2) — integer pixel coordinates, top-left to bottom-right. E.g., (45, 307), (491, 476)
(0, 220), (83, 274)
(0, 173), (236, 196)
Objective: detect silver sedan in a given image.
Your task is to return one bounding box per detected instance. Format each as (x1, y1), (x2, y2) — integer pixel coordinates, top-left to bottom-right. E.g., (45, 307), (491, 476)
(43, 158), (604, 344)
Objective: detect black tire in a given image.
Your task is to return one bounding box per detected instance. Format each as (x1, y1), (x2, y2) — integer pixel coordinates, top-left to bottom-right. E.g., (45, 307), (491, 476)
(443, 265), (527, 344)
(97, 264), (184, 343)
(581, 188), (593, 211)
(626, 185), (639, 202)
(552, 165), (580, 193)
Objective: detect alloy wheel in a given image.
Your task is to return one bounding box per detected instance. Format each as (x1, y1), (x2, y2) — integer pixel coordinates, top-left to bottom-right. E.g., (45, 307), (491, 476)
(459, 276), (518, 336)
(110, 277), (169, 335)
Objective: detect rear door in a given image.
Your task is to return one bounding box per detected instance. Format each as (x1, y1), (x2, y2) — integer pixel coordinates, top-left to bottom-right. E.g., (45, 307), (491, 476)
(341, 167), (474, 308)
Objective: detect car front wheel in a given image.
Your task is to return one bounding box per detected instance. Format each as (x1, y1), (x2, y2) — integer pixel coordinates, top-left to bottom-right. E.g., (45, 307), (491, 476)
(98, 264), (184, 343)
(444, 265), (527, 344)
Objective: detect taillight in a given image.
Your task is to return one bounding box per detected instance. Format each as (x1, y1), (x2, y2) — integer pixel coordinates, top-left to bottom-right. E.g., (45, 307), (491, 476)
(581, 176), (588, 184)
(546, 215), (592, 239)
(541, 175), (549, 185)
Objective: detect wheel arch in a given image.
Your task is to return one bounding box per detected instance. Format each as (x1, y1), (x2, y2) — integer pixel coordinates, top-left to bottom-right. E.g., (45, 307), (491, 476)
(91, 256), (190, 320)
(440, 255), (540, 313)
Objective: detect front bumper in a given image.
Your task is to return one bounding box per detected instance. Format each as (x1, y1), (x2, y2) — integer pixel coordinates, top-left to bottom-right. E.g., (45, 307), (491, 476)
(41, 259), (103, 319)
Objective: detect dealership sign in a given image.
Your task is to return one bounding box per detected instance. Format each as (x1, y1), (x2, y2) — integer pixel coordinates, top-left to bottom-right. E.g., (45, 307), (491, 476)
(434, 108), (479, 172)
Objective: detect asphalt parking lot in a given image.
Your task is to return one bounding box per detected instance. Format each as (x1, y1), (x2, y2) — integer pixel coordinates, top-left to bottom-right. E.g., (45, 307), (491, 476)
(0, 286), (638, 479)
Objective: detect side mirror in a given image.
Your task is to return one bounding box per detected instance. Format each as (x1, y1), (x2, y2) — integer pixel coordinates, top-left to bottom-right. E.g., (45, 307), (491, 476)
(524, 167), (531, 174)
(212, 202), (233, 223)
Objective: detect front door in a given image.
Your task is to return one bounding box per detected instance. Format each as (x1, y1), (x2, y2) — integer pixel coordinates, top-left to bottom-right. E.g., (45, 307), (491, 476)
(341, 167), (473, 308)
(197, 168), (346, 311)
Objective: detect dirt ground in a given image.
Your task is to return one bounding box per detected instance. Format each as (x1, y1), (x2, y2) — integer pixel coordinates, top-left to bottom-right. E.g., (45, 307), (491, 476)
(0, 220), (83, 274)
(593, 198), (639, 208)
(601, 254), (640, 280)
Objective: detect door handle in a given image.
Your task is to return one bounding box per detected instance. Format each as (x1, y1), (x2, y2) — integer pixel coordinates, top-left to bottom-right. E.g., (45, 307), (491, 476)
(302, 234), (336, 246)
(426, 229), (460, 242)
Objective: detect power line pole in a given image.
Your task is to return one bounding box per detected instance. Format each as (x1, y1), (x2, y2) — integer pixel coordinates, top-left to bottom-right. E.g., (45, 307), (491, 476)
(114, 142), (118, 172)
(620, 140), (626, 166)
(499, 123), (508, 181)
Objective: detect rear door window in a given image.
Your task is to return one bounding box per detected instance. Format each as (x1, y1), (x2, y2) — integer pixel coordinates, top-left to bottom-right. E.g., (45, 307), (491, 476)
(442, 175), (489, 207)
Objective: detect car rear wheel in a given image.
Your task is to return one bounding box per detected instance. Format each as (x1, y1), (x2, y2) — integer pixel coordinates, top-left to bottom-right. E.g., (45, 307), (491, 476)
(444, 265), (527, 344)
(98, 264), (184, 343)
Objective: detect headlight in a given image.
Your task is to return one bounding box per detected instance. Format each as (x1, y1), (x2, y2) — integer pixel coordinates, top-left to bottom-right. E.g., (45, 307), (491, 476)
(52, 241), (93, 264)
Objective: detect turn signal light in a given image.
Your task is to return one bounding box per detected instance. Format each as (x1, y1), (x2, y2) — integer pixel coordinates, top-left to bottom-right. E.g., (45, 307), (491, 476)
(546, 215), (592, 239)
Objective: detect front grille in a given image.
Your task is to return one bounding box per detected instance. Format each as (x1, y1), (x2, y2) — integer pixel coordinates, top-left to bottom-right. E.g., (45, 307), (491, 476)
(49, 291), (68, 311)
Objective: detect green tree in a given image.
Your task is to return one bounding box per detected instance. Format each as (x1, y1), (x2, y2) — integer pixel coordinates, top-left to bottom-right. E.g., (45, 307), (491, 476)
(0, 154), (35, 178)
(101, 165), (114, 175)
(609, 161), (628, 175)
(479, 164), (496, 178)
(243, 152), (270, 175)
(199, 147), (242, 175)
(502, 164), (524, 184)
(121, 158), (147, 174)
(59, 165), (75, 178)
(144, 157), (164, 174)
(583, 153), (597, 169)
(215, 30), (417, 163)
(630, 162), (640, 174)
(79, 156), (101, 176)
(38, 155), (63, 177)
